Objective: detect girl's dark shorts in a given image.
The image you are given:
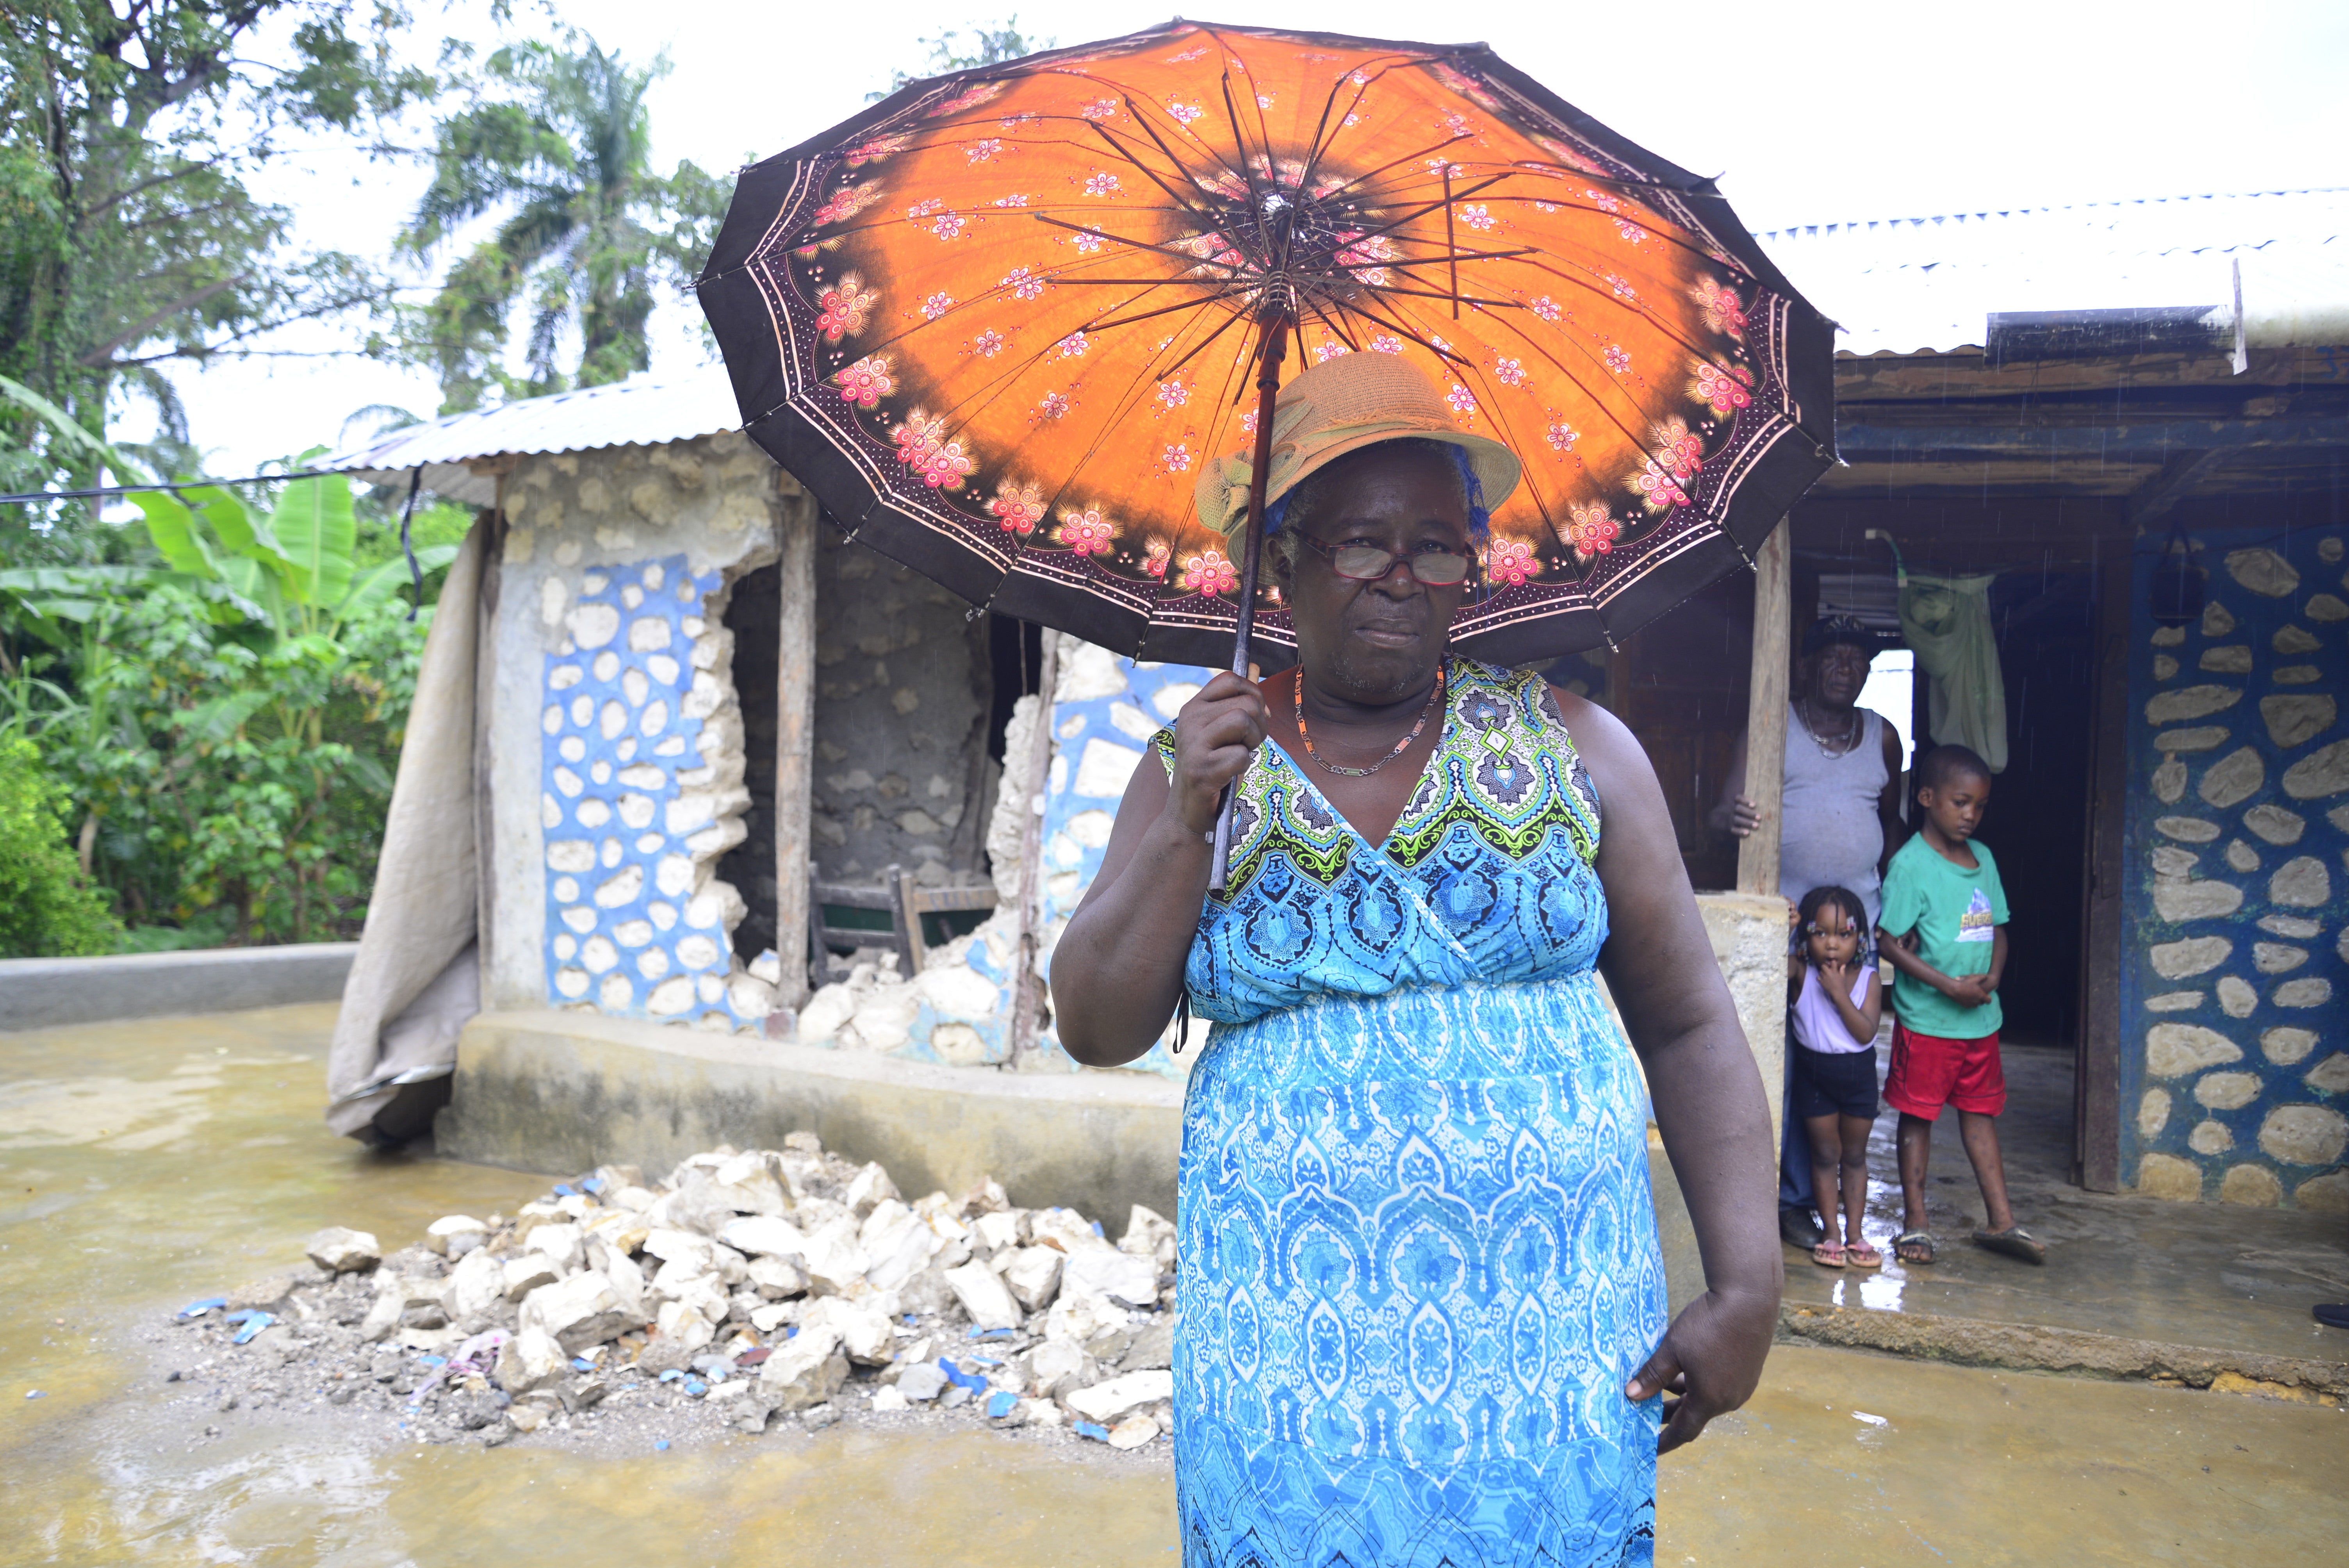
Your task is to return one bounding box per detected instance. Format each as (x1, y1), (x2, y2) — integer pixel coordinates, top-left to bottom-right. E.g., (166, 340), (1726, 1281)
(1792, 1042), (1880, 1121)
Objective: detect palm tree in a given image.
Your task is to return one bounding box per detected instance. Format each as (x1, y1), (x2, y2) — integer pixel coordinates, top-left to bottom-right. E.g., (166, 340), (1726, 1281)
(397, 36), (722, 412)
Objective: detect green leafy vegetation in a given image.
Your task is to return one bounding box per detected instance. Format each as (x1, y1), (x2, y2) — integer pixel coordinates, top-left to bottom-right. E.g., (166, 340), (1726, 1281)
(0, 735), (124, 957)
(388, 32), (728, 411)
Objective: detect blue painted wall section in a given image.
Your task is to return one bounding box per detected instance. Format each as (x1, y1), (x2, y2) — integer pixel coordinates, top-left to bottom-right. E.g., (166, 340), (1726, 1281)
(2119, 528), (2349, 1208)
(540, 553), (753, 1030)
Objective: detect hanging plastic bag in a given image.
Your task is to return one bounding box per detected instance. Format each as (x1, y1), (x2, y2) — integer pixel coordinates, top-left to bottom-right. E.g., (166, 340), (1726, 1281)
(1898, 574), (2007, 773)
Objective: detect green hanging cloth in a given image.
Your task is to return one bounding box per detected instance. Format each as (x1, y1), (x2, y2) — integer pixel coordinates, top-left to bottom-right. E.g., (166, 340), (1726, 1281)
(1898, 573), (2007, 773)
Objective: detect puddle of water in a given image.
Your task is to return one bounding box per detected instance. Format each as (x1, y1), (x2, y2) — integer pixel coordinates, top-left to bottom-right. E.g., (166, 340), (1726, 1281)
(0, 1005), (1177, 1566)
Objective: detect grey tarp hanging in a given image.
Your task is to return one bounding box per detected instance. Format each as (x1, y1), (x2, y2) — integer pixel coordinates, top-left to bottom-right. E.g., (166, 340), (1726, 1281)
(1898, 572), (2007, 773)
(324, 518), (486, 1141)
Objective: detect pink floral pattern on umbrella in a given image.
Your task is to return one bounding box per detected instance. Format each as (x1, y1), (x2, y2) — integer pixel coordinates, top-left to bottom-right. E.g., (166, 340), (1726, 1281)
(893, 411), (977, 489)
(1691, 277), (1748, 340)
(816, 274), (879, 340)
(1057, 505), (1117, 555)
(813, 184), (883, 227)
(1486, 536), (1541, 586)
(1143, 540), (1172, 579)
(1566, 501), (1620, 555)
(989, 479), (1044, 534)
(1693, 360), (1754, 418)
(834, 355), (894, 407)
(1180, 547), (1239, 596)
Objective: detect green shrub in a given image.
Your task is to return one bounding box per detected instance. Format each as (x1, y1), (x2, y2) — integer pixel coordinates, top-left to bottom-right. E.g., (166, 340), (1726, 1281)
(0, 737), (123, 957)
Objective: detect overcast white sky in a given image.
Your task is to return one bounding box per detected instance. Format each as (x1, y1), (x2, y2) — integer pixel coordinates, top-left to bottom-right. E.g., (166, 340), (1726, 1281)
(156, 0), (2349, 476)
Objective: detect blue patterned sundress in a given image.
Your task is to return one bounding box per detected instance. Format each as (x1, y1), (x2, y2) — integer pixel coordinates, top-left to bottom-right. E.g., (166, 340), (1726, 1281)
(1154, 656), (1666, 1568)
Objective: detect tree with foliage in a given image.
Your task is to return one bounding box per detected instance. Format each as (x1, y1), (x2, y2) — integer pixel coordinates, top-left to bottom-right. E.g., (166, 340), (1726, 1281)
(0, 1), (441, 564)
(392, 33), (726, 412)
(868, 16), (1052, 101)
(0, 736), (123, 956)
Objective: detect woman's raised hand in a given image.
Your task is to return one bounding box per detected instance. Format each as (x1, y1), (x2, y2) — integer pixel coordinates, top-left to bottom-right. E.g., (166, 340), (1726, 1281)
(1167, 671), (1269, 835)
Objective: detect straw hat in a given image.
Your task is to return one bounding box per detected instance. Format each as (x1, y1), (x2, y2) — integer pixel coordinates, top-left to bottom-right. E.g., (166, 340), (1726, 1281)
(1193, 351), (1522, 539)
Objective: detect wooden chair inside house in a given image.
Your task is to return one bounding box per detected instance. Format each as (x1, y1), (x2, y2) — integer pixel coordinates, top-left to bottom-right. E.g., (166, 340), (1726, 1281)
(808, 864), (998, 977)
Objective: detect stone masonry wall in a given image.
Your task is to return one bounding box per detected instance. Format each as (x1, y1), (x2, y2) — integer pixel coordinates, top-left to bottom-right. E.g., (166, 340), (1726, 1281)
(809, 522), (993, 887)
(487, 435), (781, 1031)
(2123, 529), (2348, 1210)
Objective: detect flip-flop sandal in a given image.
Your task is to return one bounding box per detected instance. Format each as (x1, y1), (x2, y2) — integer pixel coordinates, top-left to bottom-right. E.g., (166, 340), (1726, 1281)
(1893, 1230), (1936, 1265)
(1811, 1240), (1847, 1269)
(1845, 1240), (1884, 1269)
(1973, 1226), (2046, 1264)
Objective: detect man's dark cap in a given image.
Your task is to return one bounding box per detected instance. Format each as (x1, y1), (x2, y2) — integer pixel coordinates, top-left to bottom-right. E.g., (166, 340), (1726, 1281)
(1802, 615), (1880, 658)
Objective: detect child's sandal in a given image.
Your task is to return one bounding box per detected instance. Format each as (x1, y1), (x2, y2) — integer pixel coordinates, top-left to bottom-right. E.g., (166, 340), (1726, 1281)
(1845, 1239), (1883, 1269)
(1893, 1230), (1936, 1265)
(1810, 1240), (1848, 1269)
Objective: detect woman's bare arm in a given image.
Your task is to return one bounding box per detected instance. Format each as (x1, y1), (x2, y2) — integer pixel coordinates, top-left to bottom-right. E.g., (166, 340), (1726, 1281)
(1049, 672), (1267, 1067)
(1555, 688), (1782, 1456)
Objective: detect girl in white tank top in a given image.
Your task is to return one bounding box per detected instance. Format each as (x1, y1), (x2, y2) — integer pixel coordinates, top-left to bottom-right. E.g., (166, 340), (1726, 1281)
(1787, 886), (1885, 1267)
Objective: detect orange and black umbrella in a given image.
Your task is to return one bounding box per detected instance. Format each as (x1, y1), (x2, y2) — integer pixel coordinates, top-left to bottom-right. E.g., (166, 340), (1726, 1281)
(698, 18), (1834, 670)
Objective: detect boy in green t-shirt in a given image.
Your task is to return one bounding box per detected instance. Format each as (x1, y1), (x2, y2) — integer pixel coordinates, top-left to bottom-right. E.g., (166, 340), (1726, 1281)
(1877, 745), (2045, 1267)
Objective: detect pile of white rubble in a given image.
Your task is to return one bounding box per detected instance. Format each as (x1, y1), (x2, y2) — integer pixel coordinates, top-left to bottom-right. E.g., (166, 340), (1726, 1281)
(164, 1132), (1180, 1451)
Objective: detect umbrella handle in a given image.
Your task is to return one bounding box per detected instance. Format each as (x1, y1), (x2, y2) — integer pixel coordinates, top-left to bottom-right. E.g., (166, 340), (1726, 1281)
(1208, 313), (1290, 894)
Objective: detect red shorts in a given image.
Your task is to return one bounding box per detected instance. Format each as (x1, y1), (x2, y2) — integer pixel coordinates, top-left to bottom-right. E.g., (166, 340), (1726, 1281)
(1884, 1023), (2006, 1118)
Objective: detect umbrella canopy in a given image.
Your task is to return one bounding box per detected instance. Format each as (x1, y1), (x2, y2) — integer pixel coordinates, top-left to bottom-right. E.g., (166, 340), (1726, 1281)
(699, 19), (1835, 668)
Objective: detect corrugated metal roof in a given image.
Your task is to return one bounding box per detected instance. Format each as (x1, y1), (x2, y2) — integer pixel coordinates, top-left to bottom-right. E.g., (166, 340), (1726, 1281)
(1753, 187), (2349, 356)
(324, 372), (741, 504)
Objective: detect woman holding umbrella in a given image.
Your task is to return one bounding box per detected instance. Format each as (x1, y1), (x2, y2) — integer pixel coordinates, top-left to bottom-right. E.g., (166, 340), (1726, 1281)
(1052, 351), (1780, 1565)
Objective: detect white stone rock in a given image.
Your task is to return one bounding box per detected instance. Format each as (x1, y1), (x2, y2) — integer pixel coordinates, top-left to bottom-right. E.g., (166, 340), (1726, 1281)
(1030, 1207), (1114, 1255)
(426, 1215), (488, 1256)
(2306, 592), (2349, 622)
(305, 1226), (380, 1274)
(2152, 876), (2243, 922)
(494, 1327), (570, 1394)
(2197, 645), (2253, 674)
(1000, 1245), (1064, 1311)
(2258, 914), (2321, 939)
(2152, 759), (2186, 804)
(943, 1260), (1023, 1330)
(2145, 1023), (2243, 1077)
(1064, 1370), (1175, 1423)
(567, 602), (620, 649)
(2254, 942), (2308, 973)
(2151, 625), (2187, 647)
(529, 1221), (585, 1274)
(846, 1163), (901, 1218)
(2225, 547), (2300, 597)
(2154, 816), (2220, 843)
(2258, 1104), (2349, 1166)
(708, 1153), (790, 1215)
(2150, 846), (2199, 878)
(601, 1247), (647, 1317)
(2149, 937), (2231, 978)
(2281, 740), (2349, 800)
(721, 1215), (810, 1259)
(2217, 976), (2258, 1017)
(2262, 1028), (2319, 1066)
(2188, 1119), (2234, 1155)
(2269, 856), (2331, 907)
(2274, 978), (2333, 1008)
(2201, 601), (2237, 637)
(1107, 1413), (1161, 1449)
(971, 1210), (1025, 1255)
(2197, 748), (2265, 809)
(2246, 807), (2302, 845)
(1063, 1249), (1160, 1308)
(2194, 1071), (2262, 1110)
(1044, 1286), (1129, 1346)
(2136, 1088), (2171, 1138)
(915, 962), (1002, 1018)
(1073, 738), (1146, 801)
(655, 1299), (717, 1352)
(520, 1271), (632, 1354)
(799, 1217), (872, 1296)
(2274, 624), (2322, 655)
(2225, 839), (2261, 874)
(358, 1286), (405, 1344)
(441, 1248), (506, 1320)
(801, 1295), (895, 1365)
(2145, 991), (2204, 1012)
(1120, 1205), (1176, 1260)
(746, 1255), (809, 1297)
(2262, 695), (2338, 750)
(862, 1204), (945, 1293)
(2304, 1054), (2349, 1095)
(2145, 685), (2241, 725)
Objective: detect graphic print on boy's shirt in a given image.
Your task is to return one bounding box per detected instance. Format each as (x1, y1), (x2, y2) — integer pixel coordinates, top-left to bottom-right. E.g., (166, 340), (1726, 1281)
(1956, 887), (1995, 944)
(1878, 834), (2009, 1038)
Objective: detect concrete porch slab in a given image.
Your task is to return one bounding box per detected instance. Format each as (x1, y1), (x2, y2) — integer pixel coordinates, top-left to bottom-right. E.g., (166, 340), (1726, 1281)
(1781, 1040), (2349, 1375)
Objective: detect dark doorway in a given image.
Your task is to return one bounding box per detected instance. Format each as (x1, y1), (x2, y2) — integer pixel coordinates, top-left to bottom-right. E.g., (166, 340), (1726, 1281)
(1980, 570), (2099, 1047)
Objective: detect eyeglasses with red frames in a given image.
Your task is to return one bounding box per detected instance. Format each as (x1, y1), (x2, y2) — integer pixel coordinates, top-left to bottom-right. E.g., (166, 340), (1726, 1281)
(1296, 535), (1475, 586)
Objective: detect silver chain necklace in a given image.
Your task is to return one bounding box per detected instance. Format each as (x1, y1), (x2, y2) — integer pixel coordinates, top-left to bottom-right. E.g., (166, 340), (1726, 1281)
(1796, 697), (1862, 758)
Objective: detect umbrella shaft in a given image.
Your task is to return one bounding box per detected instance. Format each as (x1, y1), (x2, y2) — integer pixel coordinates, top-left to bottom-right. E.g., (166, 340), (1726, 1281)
(1210, 313), (1291, 894)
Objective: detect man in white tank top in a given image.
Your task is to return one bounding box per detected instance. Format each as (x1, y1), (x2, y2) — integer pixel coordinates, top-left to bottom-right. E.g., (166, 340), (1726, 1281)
(1711, 618), (1909, 1246)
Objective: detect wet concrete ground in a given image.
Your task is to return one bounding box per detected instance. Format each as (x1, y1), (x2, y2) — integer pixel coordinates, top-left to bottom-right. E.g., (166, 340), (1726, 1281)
(1778, 1040), (2349, 1363)
(4, 1007), (2342, 1565)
